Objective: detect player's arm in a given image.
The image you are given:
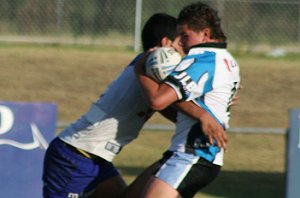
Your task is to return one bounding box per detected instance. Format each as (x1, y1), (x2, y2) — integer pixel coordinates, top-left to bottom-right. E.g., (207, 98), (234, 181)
(158, 102), (228, 150)
(174, 101), (228, 150)
(134, 51), (178, 111)
(135, 50), (227, 150)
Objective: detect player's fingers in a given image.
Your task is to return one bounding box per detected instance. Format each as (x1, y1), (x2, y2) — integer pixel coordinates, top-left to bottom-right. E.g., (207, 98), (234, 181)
(212, 133), (223, 150)
(215, 130), (227, 151)
(223, 141), (228, 152)
(208, 135), (214, 146)
(221, 132), (228, 151)
(224, 133), (228, 144)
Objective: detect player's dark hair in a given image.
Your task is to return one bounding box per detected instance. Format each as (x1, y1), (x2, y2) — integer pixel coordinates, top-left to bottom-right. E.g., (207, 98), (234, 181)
(177, 2), (227, 42)
(142, 13), (177, 51)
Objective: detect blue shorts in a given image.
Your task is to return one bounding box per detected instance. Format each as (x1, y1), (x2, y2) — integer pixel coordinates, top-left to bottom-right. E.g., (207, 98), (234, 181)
(42, 137), (119, 198)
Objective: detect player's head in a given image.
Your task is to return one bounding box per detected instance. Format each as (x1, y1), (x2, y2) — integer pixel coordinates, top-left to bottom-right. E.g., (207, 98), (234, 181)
(142, 13), (179, 52)
(177, 2), (226, 54)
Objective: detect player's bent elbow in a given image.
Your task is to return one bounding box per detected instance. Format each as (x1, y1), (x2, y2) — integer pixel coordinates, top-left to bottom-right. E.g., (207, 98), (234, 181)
(148, 99), (167, 111)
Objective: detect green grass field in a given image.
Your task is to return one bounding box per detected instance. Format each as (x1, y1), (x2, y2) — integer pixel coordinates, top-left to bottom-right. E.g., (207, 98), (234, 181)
(1, 43), (299, 197)
(115, 131), (285, 198)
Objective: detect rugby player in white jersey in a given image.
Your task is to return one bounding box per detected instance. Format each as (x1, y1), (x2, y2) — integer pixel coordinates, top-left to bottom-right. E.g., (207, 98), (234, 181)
(42, 13), (227, 198)
(126, 2), (241, 198)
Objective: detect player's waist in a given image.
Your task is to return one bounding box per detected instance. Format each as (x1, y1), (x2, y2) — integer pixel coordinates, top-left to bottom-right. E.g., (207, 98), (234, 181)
(63, 141), (99, 159)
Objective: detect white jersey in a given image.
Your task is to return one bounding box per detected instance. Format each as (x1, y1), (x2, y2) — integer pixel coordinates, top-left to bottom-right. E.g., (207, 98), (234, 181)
(164, 43), (241, 166)
(59, 54), (153, 162)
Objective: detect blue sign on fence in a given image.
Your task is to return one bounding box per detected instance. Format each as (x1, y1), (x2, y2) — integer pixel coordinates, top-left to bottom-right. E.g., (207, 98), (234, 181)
(0, 101), (56, 198)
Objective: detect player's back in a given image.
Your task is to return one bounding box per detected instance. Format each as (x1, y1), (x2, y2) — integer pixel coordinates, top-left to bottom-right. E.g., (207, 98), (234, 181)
(59, 55), (152, 161)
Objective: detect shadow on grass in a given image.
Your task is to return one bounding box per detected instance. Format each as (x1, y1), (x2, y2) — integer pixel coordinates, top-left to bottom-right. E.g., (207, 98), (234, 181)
(202, 170), (285, 198)
(118, 166), (285, 198)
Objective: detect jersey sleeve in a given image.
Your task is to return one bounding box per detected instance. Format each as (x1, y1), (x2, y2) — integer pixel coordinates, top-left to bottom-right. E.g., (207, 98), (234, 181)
(164, 54), (215, 101)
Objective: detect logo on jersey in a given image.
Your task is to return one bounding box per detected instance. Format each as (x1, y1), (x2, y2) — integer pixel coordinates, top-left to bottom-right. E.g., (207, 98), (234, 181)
(174, 72), (197, 93)
(105, 142), (121, 154)
(223, 58), (239, 72)
(173, 72), (208, 100)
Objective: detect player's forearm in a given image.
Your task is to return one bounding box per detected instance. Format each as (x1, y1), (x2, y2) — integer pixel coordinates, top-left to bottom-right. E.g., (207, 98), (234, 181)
(135, 59), (177, 111)
(174, 101), (204, 121)
(136, 74), (165, 110)
(175, 101), (228, 150)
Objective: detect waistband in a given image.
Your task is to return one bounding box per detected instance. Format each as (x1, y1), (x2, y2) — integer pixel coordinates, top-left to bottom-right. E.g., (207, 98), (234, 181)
(62, 141), (98, 160)
(161, 150), (219, 167)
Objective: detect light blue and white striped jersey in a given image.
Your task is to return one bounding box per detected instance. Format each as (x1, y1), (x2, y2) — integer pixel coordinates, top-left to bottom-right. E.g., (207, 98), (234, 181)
(165, 42), (241, 165)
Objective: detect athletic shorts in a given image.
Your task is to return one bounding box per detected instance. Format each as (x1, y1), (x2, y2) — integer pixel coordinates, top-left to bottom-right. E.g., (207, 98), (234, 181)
(155, 151), (221, 198)
(42, 137), (119, 198)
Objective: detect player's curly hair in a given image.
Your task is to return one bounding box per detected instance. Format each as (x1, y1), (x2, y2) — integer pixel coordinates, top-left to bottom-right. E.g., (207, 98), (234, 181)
(177, 2), (227, 42)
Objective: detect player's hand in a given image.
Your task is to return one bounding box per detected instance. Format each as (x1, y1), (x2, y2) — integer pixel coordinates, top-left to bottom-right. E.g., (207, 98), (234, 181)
(134, 48), (157, 75)
(231, 85), (243, 106)
(174, 101), (228, 151)
(199, 112), (228, 151)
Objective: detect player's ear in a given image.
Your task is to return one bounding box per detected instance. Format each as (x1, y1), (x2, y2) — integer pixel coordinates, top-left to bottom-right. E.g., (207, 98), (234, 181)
(161, 37), (172, 47)
(203, 28), (212, 40)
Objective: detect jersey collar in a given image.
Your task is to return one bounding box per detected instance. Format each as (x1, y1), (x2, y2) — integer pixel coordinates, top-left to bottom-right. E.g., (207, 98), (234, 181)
(191, 42), (227, 49)
(188, 42), (227, 55)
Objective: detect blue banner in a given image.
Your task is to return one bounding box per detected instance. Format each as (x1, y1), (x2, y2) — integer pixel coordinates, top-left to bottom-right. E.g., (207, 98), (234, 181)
(0, 101), (56, 198)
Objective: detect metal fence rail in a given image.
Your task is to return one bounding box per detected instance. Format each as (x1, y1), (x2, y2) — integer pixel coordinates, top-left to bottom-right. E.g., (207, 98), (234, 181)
(56, 121), (287, 135)
(143, 124), (287, 135)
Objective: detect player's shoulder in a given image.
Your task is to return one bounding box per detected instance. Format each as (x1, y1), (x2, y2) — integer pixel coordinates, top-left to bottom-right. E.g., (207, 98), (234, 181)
(173, 52), (213, 73)
(128, 53), (143, 67)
